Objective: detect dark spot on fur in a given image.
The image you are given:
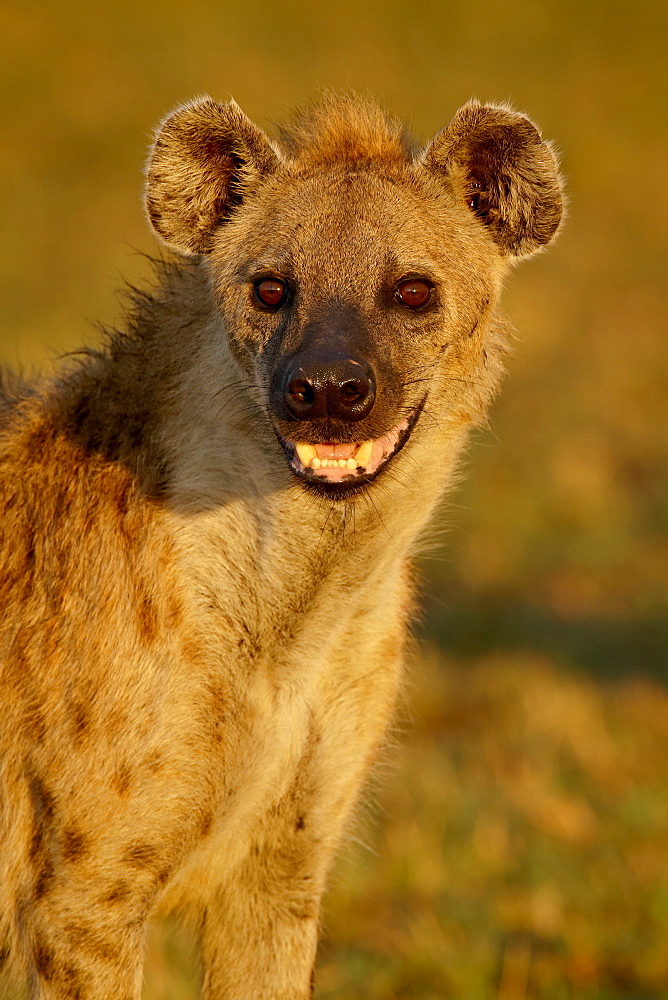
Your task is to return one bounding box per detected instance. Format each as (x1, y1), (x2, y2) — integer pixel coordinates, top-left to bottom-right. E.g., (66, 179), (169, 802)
(199, 811), (213, 838)
(62, 826), (88, 863)
(122, 842), (158, 868)
(34, 857), (55, 900)
(29, 825), (43, 863)
(29, 774), (55, 825)
(19, 541), (36, 602)
(28, 774), (57, 897)
(112, 764), (132, 796)
(34, 939), (55, 980)
(114, 481), (130, 518)
(136, 589), (158, 644)
(209, 683), (227, 715)
(71, 700), (89, 738)
(206, 682), (230, 747)
(61, 966), (83, 999)
(100, 879), (131, 905)
(156, 866), (171, 887)
(295, 815), (305, 831)
(66, 923), (119, 963)
(144, 749), (164, 774)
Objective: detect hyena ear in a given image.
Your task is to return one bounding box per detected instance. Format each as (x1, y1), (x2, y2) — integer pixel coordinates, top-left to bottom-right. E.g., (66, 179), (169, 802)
(423, 101), (563, 257)
(146, 97), (280, 255)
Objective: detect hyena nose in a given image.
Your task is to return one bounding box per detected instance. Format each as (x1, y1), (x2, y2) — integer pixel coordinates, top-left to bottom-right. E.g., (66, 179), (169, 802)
(282, 355), (376, 422)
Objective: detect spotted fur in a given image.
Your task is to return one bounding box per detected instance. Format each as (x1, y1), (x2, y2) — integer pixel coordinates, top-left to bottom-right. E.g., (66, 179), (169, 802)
(0, 93), (562, 998)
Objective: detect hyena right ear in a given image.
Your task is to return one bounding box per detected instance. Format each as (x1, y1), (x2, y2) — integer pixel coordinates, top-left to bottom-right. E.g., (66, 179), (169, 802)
(422, 101), (563, 257)
(146, 98), (280, 255)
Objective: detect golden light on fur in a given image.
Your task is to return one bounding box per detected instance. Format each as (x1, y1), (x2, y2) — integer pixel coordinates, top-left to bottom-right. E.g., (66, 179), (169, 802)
(0, 93), (562, 998)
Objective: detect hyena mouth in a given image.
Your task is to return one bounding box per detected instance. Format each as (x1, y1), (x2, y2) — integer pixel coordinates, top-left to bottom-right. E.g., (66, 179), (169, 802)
(280, 400), (425, 494)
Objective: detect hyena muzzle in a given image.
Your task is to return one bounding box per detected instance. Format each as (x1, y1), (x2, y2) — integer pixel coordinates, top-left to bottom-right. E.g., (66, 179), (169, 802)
(0, 94), (562, 999)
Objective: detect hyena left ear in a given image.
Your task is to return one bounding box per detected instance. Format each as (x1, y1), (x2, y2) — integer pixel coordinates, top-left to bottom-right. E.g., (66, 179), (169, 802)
(146, 97), (280, 255)
(423, 101), (564, 257)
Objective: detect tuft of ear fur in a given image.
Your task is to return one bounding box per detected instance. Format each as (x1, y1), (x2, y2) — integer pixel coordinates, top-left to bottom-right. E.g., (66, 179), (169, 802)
(423, 101), (563, 257)
(146, 97), (280, 255)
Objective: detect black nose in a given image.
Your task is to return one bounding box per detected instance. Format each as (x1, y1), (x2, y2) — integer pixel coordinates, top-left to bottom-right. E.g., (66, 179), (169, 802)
(282, 353), (376, 422)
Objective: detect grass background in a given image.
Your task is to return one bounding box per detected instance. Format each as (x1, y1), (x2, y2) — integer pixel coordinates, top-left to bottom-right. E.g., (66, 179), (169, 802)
(1, 0), (666, 997)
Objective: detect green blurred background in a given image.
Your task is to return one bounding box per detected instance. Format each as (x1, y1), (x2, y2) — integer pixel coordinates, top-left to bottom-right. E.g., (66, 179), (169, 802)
(1, 1), (666, 997)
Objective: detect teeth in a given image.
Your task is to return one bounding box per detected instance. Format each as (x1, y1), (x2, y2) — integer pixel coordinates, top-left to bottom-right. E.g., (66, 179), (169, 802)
(354, 440), (373, 467)
(295, 443), (317, 467)
(293, 440), (375, 472)
(319, 458), (347, 469)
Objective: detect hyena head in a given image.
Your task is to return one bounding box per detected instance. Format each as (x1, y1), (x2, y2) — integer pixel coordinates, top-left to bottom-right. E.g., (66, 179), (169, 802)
(146, 95), (562, 500)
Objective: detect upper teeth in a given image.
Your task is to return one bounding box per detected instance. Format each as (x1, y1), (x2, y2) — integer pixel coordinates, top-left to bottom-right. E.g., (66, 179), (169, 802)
(294, 441), (373, 471)
(295, 443), (316, 466)
(354, 440), (373, 467)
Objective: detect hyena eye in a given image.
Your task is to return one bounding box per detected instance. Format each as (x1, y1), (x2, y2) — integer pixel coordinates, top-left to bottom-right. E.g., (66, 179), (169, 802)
(255, 278), (287, 308)
(395, 278), (433, 310)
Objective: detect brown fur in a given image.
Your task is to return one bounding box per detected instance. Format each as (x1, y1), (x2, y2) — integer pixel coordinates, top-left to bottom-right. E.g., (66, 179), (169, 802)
(0, 93), (563, 998)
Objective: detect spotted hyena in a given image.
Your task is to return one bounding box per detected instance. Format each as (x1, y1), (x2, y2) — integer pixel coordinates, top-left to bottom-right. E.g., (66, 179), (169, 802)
(0, 94), (563, 998)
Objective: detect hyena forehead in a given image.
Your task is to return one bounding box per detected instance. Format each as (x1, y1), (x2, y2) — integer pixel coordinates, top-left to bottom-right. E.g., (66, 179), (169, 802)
(211, 167), (493, 295)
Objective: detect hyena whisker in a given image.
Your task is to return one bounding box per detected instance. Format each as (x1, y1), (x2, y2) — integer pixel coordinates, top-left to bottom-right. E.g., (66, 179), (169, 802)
(361, 487), (391, 536)
(212, 388), (259, 413)
(215, 406), (268, 433)
(398, 377), (433, 389)
(412, 406), (441, 432)
(210, 380), (251, 400)
(441, 374), (490, 390)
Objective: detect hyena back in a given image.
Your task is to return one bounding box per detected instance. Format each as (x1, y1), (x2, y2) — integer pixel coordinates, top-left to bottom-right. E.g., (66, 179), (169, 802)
(0, 94), (562, 998)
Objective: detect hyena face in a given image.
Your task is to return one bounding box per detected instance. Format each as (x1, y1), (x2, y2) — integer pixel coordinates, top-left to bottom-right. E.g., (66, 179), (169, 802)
(147, 96), (562, 499)
(211, 171), (499, 498)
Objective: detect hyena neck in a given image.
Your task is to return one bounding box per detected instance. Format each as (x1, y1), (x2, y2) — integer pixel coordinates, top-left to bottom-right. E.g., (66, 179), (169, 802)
(52, 258), (213, 498)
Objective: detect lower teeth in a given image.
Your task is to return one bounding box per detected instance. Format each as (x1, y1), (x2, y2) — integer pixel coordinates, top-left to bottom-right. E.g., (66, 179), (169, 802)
(314, 458), (359, 470)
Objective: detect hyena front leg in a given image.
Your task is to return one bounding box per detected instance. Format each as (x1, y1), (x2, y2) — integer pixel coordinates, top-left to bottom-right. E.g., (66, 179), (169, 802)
(200, 814), (324, 1000)
(24, 916), (144, 1000)
(12, 754), (212, 999)
(201, 640), (404, 999)
(20, 861), (151, 1000)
